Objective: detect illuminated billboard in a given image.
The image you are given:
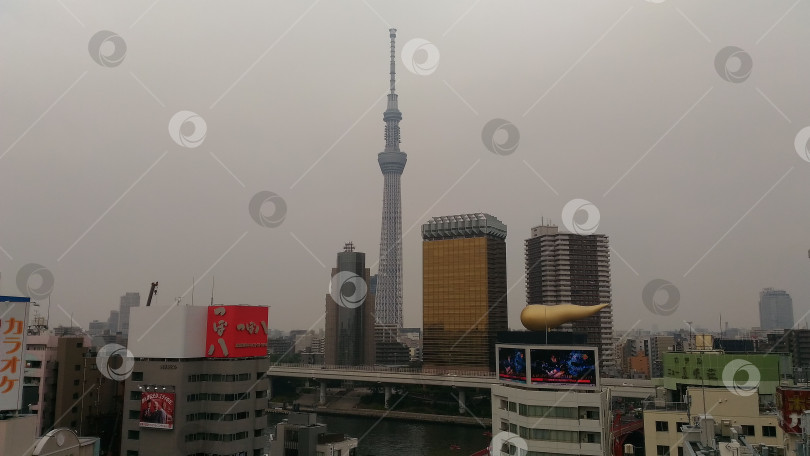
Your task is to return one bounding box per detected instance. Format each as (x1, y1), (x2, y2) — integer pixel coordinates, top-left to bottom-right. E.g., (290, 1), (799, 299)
(140, 391), (175, 430)
(0, 301), (29, 411)
(206, 305), (269, 358)
(529, 347), (597, 387)
(776, 387), (810, 434)
(498, 346), (527, 383)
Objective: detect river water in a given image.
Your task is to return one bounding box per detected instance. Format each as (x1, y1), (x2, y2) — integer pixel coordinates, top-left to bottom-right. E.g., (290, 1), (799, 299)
(269, 414), (492, 456)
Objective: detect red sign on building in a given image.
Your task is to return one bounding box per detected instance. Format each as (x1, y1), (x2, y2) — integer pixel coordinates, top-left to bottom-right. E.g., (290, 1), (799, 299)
(776, 387), (810, 434)
(139, 392), (175, 430)
(205, 306), (268, 358)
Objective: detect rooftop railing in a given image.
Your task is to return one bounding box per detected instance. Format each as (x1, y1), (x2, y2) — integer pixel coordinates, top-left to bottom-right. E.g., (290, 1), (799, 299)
(267, 362), (496, 378)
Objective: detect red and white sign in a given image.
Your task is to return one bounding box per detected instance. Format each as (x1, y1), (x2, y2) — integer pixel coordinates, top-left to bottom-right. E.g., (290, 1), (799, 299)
(776, 387), (810, 434)
(0, 302), (28, 411)
(205, 306), (268, 358)
(139, 392), (175, 430)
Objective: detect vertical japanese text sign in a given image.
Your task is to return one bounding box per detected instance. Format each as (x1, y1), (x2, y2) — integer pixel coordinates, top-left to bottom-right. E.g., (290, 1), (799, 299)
(0, 301), (29, 411)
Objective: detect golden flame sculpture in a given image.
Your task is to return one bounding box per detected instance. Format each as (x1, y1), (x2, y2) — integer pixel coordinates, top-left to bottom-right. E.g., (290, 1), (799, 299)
(520, 303), (610, 331)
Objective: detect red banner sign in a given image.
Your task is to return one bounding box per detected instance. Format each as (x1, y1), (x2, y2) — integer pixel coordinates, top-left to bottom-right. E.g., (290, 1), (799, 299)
(140, 392), (175, 430)
(205, 306), (268, 358)
(776, 387), (810, 434)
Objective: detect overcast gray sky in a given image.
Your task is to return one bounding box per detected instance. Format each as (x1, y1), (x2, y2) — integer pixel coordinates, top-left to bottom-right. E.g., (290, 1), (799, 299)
(2, 0), (808, 335)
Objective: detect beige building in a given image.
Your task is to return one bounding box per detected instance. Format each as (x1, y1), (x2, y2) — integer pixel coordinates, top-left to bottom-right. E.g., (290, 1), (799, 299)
(644, 387), (783, 456)
(0, 415), (38, 456)
(491, 383), (607, 456)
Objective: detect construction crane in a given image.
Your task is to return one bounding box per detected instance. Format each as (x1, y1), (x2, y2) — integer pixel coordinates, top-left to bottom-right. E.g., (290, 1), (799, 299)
(146, 282), (158, 306)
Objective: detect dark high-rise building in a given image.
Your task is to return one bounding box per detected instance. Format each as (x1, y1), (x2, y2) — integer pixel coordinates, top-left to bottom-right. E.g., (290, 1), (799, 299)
(325, 242), (376, 366)
(759, 288), (794, 330)
(421, 214), (508, 371)
(524, 223), (615, 373)
(376, 28), (406, 329)
(107, 310), (119, 335)
(118, 292), (140, 337)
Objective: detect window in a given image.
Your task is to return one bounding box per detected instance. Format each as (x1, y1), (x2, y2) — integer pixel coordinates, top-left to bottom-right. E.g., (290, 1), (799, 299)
(128, 430), (139, 440)
(656, 421), (669, 432)
(74, 365), (80, 371)
(71, 406), (77, 414)
(656, 445), (670, 456)
(525, 428), (578, 442)
(126, 451), (138, 456)
(763, 426), (777, 437)
(518, 404), (577, 419)
(256, 390), (266, 398)
(581, 407), (600, 420)
(76, 342), (82, 348)
(741, 425), (755, 436)
(581, 432), (600, 443)
(499, 399), (507, 410)
(129, 410), (140, 419)
(676, 422), (688, 432)
(73, 379), (79, 386)
(132, 372), (143, 381)
(72, 393), (79, 399)
(508, 401), (517, 412)
(254, 429), (263, 437)
(129, 391), (140, 400)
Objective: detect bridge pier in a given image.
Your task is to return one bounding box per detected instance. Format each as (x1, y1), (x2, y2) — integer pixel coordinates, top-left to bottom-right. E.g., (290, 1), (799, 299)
(458, 390), (466, 414)
(319, 381), (327, 405)
(384, 385), (392, 409)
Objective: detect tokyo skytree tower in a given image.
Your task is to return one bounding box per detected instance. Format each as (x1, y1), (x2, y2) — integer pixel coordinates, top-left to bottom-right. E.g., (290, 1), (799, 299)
(376, 28), (406, 328)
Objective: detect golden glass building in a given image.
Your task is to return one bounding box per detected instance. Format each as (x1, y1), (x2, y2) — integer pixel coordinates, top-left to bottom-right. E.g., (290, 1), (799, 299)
(421, 214), (508, 371)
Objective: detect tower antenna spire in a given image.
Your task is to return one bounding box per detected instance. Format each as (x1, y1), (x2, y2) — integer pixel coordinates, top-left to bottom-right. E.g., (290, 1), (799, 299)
(383, 28), (402, 152)
(389, 28), (397, 95)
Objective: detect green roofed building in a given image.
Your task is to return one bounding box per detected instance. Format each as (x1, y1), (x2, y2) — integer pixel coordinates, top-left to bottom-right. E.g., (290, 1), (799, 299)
(658, 351), (790, 395)
(644, 351), (792, 456)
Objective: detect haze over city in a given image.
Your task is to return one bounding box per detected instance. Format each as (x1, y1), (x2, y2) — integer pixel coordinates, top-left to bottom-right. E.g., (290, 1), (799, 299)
(2, 0), (809, 335)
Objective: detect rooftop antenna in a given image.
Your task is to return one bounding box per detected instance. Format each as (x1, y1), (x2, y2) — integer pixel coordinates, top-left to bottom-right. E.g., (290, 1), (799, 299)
(210, 277), (214, 306)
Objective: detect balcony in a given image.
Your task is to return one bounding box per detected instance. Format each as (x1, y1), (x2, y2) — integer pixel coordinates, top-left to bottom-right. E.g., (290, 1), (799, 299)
(643, 401), (688, 412)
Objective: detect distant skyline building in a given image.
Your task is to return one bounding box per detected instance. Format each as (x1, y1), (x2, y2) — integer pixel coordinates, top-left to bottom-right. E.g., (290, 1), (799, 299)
(759, 288), (794, 330)
(88, 319), (107, 336)
(108, 309), (119, 335)
(422, 214), (508, 371)
(118, 292), (140, 337)
(524, 223), (615, 373)
(325, 242), (376, 366)
(376, 28), (406, 329)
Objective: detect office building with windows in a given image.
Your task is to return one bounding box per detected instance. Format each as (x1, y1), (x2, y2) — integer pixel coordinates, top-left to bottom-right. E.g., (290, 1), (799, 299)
(524, 223), (614, 374)
(121, 305), (270, 456)
(325, 242), (376, 366)
(421, 213), (508, 371)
